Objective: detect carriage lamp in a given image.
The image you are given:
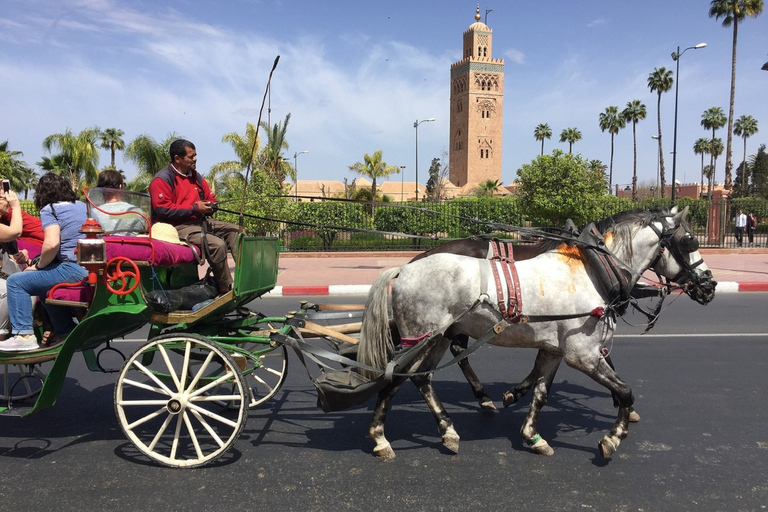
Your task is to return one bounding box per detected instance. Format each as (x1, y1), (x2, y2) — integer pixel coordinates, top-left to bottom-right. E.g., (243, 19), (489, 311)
(77, 218), (107, 284)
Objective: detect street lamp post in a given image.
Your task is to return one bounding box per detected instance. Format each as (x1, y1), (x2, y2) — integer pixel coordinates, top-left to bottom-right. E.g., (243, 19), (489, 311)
(399, 165), (406, 201)
(293, 150), (308, 201)
(670, 42), (706, 202)
(414, 118), (435, 202)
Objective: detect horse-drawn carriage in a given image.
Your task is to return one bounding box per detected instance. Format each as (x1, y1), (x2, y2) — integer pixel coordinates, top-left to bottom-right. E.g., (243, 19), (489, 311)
(0, 194), (717, 467)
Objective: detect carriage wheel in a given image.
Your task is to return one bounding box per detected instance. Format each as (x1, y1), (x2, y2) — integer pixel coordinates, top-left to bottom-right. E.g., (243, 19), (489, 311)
(1, 364), (45, 404)
(114, 334), (249, 468)
(186, 344), (288, 409)
(245, 343), (288, 407)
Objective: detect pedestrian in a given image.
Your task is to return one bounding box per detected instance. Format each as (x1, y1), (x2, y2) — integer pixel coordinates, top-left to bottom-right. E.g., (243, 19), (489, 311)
(747, 212), (757, 246)
(734, 209), (747, 247)
(149, 139), (239, 296)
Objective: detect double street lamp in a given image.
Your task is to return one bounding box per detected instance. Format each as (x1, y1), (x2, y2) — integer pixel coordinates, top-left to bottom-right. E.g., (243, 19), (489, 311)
(414, 118), (435, 202)
(670, 42), (706, 202)
(293, 150), (308, 201)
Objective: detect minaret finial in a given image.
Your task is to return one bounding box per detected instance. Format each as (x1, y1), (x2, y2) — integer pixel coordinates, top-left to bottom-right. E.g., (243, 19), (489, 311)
(475, 4), (481, 22)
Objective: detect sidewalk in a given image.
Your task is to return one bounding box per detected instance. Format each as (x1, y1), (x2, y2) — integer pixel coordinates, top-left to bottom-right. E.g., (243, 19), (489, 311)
(267, 248), (768, 296)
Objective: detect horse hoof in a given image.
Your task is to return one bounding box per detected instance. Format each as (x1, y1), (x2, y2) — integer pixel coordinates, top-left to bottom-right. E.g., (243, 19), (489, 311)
(629, 410), (641, 423)
(442, 433), (460, 454)
(480, 399), (497, 411)
(530, 438), (554, 456)
(599, 436), (619, 459)
(502, 391), (519, 408)
(374, 444), (396, 459)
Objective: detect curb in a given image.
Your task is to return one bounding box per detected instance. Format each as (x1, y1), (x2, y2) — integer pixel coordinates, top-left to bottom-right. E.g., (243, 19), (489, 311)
(266, 281), (768, 296)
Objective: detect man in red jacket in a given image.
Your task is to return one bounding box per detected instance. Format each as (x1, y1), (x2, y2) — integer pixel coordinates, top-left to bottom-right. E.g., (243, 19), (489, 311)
(149, 139), (239, 295)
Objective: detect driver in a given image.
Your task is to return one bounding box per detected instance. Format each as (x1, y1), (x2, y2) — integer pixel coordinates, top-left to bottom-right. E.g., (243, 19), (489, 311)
(148, 139), (239, 296)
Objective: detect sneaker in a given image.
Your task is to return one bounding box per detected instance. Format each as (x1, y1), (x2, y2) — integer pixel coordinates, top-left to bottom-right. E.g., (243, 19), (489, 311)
(0, 334), (39, 352)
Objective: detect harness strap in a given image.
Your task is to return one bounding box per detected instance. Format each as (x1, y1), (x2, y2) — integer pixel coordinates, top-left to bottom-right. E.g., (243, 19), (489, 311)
(489, 240), (524, 322)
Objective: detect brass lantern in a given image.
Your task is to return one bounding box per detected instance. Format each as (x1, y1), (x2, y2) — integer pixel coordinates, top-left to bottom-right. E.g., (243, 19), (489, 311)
(77, 218), (106, 284)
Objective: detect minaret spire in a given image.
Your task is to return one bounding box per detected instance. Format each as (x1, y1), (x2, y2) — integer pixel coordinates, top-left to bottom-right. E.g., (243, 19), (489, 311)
(475, 4), (481, 22)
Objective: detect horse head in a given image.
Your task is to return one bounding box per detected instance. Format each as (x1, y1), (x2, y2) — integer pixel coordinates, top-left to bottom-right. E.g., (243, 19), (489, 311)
(648, 206), (717, 305)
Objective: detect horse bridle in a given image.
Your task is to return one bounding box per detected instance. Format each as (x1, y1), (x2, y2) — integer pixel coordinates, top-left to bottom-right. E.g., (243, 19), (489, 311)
(647, 219), (706, 286)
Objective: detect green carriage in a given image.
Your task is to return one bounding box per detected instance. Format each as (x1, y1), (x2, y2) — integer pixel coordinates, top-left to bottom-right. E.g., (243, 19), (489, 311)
(0, 190), (296, 468)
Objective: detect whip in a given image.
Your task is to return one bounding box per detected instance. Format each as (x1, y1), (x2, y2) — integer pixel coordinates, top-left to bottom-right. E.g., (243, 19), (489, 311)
(238, 55), (280, 231)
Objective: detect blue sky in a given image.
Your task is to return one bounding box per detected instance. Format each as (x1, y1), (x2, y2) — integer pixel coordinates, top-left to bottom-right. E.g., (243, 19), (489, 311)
(1, 0), (767, 193)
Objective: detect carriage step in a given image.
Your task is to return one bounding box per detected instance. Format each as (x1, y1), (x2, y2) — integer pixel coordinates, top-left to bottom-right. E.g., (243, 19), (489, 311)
(0, 404), (35, 416)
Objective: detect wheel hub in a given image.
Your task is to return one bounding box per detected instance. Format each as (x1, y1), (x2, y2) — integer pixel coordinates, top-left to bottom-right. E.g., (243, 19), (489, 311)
(166, 398), (183, 415)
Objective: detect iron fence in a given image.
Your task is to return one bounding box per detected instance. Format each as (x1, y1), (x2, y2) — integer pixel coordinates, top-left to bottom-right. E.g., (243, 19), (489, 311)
(274, 198), (766, 252)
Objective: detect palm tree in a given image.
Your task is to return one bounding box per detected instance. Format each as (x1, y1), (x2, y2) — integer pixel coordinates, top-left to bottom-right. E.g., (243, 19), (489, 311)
(559, 127), (582, 154)
(0, 141), (35, 196)
(647, 67), (674, 197)
(709, 0), (764, 190)
(259, 113), (292, 182)
(100, 128), (125, 169)
(622, 100), (647, 201)
(693, 137), (711, 195)
(42, 126), (101, 192)
(701, 106), (727, 192)
(209, 122), (261, 196)
(124, 133), (179, 191)
(474, 179), (502, 197)
(708, 137), (725, 198)
(348, 149), (399, 208)
(533, 123), (552, 156)
(598, 106), (626, 194)
(733, 114), (759, 195)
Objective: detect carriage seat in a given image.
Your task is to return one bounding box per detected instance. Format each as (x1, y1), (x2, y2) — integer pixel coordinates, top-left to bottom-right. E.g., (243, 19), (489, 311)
(47, 236), (201, 306)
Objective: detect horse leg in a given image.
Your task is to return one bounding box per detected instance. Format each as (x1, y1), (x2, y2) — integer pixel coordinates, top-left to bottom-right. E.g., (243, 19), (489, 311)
(451, 334), (496, 410)
(503, 349), (562, 408)
(368, 379), (407, 459)
(519, 351), (561, 456)
(604, 354), (640, 423)
(412, 374), (460, 453)
(571, 356), (634, 459)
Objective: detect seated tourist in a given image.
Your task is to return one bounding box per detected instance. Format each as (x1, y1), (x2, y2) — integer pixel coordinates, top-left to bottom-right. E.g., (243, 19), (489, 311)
(91, 169), (147, 236)
(0, 189), (29, 342)
(0, 174), (88, 352)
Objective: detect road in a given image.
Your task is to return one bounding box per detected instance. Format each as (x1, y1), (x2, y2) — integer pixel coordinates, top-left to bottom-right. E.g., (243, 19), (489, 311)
(1, 293), (767, 511)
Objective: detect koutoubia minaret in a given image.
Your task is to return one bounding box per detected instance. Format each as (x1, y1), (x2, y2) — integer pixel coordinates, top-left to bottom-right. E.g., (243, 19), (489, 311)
(449, 4), (505, 188)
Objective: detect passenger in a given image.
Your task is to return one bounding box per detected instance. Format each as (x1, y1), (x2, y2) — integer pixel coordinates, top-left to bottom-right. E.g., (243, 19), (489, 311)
(0, 190), (26, 341)
(0, 191), (44, 268)
(0, 174), (88, 352)
(92, 169), (147, 236)
(149, 139), (239, 296)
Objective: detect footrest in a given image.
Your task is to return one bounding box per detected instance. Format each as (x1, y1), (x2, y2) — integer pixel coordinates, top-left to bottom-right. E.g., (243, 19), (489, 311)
(149, 290), (235, 325)
(0, 348), (59, 365)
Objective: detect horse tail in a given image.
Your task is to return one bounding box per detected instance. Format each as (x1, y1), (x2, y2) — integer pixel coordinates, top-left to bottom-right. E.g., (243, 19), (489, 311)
(357, 266), (400, 381)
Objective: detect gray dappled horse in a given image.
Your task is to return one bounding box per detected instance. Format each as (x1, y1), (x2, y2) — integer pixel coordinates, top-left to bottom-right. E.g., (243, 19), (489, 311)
(408, 217), (673, 418)
(357, 207), (715, 459)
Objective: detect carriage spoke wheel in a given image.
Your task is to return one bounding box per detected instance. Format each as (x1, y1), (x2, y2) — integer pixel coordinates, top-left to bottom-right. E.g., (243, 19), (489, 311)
(1, 364), (45, 404)
(186, 344), (288, 409)
(114, 334), (249, 468)
(243, 343), (288, 408)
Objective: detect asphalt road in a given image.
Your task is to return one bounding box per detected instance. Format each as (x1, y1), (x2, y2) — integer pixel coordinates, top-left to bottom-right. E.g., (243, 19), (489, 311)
(0, 293), (767, 512)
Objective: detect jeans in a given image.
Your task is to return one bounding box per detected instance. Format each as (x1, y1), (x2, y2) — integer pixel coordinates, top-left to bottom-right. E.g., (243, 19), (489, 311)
(6, 261), (88, 335)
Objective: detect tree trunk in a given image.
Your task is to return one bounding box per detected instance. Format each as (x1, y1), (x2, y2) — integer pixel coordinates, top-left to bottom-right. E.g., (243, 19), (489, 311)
(656, 92), (667, 198)
(632, 122), (638, 202)
(724, 19), (738, 190)
(609, 134), (615, 195)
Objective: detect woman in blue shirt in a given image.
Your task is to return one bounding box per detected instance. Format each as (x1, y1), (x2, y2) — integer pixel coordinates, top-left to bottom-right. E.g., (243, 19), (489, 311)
(0, 173), (88, 352)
